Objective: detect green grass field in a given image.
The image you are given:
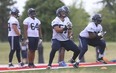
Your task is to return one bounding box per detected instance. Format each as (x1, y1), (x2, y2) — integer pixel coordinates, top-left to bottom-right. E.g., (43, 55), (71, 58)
(0, 42), (116, 73)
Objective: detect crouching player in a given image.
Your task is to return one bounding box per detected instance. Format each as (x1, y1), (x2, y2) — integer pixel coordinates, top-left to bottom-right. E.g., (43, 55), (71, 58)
(47, 7), (80, 69)
(73, 14), (108, 68)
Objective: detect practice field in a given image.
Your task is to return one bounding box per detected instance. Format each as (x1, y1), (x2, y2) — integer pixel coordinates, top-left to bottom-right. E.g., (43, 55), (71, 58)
(1, 63), (116, 73)
(0, 42), (116, 73)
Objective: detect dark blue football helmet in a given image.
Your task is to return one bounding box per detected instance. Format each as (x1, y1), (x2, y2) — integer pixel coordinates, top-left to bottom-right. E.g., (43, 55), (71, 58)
(56, 7), (67, 18)
(92, 14), (102, 24)
(61, 6), (69, 15)
(28, 8), (36, 17)
(11, 7), (19, 17)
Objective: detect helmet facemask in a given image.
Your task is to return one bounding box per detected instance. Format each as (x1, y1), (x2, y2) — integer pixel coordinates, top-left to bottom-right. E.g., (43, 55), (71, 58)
(28, 8), (36, 17)
(92, 14), (102, 24)
(60, 11), (67, 18)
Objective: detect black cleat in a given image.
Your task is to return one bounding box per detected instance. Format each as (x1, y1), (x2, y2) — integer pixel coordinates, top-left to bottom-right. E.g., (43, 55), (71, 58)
(97, 57), (107, 64)
(47, 65), (51, 69)
(28, 63), (36, 68)
(73, 62), (79, 68)
(9, 63), (14, 67)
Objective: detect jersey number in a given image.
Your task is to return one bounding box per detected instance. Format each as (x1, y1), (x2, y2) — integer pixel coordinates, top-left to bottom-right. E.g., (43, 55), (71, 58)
(30, 23), (38, 30)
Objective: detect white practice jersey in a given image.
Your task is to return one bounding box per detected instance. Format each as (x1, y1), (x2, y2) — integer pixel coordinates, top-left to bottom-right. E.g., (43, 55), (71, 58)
(80, 22), (102, 38)
(8, 16), (21, 36)
(23, 17), (41, 37)
(51, 16), (72, 41)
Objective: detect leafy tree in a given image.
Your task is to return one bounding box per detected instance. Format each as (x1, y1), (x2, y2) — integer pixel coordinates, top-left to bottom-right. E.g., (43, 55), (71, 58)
(69, 1), (89, 41)
(99, 0), (116, 16)
(21, 0), (64, 41)
(98, 0), (116, 41)
(0, 0), (16, 41)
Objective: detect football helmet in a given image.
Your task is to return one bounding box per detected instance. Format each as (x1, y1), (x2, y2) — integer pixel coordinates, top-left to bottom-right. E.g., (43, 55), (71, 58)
(56, 7), (67, 18)
(61, 6), (69, 15)
(28, 8), (36, 17)
(11, 7), (19, 17)
(92, 14), (102, 24)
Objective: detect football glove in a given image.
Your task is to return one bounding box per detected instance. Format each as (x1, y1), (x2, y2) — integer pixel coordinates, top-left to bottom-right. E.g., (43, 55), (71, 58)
(66, 24), (72, 30)
(98, 31), (106, 37)
(61, 25), (68, 31)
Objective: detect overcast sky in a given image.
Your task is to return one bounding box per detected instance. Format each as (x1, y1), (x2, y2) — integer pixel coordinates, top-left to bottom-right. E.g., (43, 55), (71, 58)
(14, 0), (103, 15)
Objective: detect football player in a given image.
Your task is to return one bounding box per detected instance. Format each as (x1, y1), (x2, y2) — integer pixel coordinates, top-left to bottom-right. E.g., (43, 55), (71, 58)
(23, 8), (42, 68)
(8, 7), (24, 67)
(73, 14), (107, 68)
(58, 6), (73, 67)
(47, 7), (80, 69)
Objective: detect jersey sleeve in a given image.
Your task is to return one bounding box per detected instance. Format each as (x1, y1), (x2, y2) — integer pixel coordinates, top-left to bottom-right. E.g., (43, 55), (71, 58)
(51, 19), (59, 27)
(86, 23), (95, 32)
(10, 18), (18, 25)
(23, 18), (29, 25)
(38, 19), (41, 26)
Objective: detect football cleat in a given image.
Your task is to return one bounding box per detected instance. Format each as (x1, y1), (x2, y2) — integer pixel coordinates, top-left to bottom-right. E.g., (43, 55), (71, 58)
(8, 63), (14, 67)
(28, 63), (36, 68)
(47, 65), (51, 69)
(59, 61), (67, 67)
(73, 62), (79, 68)
(97, 57), (108, 64)
(18, 62), (24, 67)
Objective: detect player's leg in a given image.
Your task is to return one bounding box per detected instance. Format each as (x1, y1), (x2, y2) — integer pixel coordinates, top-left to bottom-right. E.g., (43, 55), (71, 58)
(9, 50), (15, 67)
(47, 39), (61, 68)
(58, 47), (65, 62)
(14, 36), (24, 66)
(80, 56), (85, 62)
(96, 46), (99, 60)
(73, 37), (88, 68)
(8, 36), (16, 67)
(96, 40), (107, 63)
(28, 37), (39, 67)
(63, 40), (80, 68)
(58, 47), (67, 66)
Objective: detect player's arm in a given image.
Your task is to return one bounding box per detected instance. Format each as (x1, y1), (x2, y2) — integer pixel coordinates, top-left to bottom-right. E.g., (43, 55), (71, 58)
(88, 32), (97, 39)
(68, 28), (73, 39)
(12, 23), (20, 36)
(88, 32), (102, 39)
(38, 24), (42, 39)
(53, 24), (67, 33)
(23, 25), (28, 39)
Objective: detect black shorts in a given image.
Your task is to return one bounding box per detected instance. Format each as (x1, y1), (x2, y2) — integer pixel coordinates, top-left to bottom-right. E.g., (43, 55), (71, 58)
(8, 36), (21, 50)
(52, 39), (78, 51)
(28, 37), (39, 51)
